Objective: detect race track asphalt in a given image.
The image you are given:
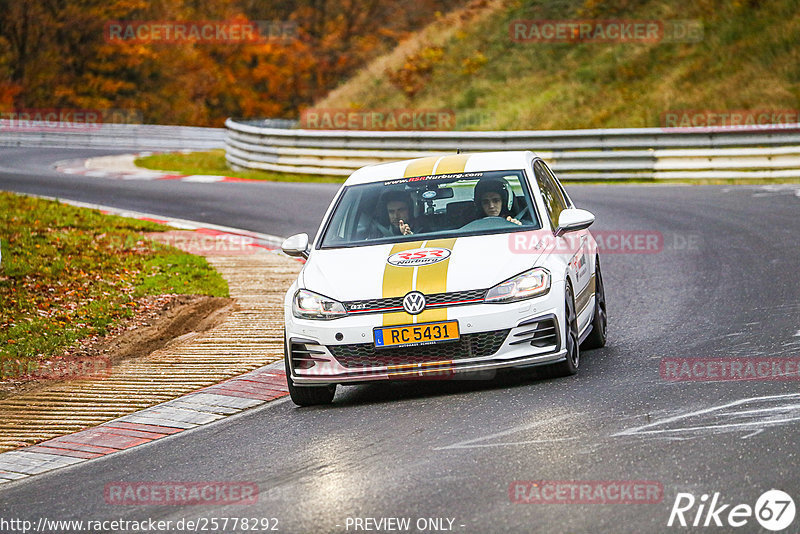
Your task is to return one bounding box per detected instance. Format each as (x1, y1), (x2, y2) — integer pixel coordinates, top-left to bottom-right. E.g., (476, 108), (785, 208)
(1, 147), (799, 533)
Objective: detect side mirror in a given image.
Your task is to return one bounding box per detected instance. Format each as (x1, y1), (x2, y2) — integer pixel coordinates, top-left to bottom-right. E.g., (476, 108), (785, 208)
(555, 209), (595, 237)
(281, 233), (310, 259)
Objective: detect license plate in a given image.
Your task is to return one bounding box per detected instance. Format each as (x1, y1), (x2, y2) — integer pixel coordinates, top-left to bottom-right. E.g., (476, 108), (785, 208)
(374, 320), (459, 348)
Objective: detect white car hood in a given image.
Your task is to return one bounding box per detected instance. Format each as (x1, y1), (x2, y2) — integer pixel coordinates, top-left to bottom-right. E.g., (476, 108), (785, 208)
(301, 233), (549, 301)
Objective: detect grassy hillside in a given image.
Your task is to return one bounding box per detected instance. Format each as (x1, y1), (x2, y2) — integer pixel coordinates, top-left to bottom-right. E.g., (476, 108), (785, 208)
(316, 0), (800, 130)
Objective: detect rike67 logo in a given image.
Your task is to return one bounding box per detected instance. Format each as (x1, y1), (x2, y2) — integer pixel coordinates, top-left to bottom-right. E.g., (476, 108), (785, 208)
(668, 489), (795, 531)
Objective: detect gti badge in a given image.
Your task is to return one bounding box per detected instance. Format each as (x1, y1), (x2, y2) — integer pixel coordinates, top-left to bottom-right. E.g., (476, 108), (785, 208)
(402, 291), (426, 315)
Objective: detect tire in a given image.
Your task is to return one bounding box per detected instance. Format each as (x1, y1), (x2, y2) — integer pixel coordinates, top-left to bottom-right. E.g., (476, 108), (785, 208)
(545, 282), (580, 378)
(581, 258), (607, 350)
(284, 331), (336, 406)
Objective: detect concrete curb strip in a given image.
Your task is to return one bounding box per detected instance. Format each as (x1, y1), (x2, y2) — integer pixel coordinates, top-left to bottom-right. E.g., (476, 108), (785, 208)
(30, 195), (287, 250)
(55, 154), (248, 184)
(0, 190), (299, 485)
(0, 362), (288, 483)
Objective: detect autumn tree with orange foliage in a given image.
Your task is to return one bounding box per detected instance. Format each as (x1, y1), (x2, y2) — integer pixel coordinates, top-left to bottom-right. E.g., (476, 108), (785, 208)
(0, 0), (464, 126)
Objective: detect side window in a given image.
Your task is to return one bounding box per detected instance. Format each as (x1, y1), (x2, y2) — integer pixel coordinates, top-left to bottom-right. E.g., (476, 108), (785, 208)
(541, 162), (573, 208)
(324, 188), (360, 241)
(533, 160), (567, 230)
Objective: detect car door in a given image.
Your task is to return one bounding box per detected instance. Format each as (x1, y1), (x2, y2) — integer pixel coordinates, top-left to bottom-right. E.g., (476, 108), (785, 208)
(533, 160), (592, 322)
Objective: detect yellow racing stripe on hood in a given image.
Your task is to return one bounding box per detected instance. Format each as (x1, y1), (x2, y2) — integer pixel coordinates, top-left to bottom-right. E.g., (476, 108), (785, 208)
(381, 154), (469, 326)
(411, 154), (467, 322)
(414, 238), (457, 323)
(382, 241), (423, 326)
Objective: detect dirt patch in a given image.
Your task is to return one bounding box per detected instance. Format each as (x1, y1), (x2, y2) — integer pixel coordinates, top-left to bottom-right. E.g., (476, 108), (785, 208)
(93, 294), (235, 365)
(0, 294), (235, 399)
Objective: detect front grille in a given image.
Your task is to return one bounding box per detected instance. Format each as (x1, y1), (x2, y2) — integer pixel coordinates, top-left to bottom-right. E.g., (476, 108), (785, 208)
(344, 296), (403, 313)
(425, 289), (486, 305)
(344, 289), (486, 314)
(328, 330), (510, 368)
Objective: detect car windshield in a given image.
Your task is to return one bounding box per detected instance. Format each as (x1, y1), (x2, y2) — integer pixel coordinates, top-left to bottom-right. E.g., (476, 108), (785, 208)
(319, 170), (540, 248)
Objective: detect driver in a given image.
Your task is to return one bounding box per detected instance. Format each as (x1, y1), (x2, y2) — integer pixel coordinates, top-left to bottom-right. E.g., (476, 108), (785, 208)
(380, 190), (418, 235)
(473, 178), (521, 225)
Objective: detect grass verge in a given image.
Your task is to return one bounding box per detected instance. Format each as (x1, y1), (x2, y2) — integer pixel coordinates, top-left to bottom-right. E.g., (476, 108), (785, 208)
(135, 150), (345, 183)
(0, 192), (229, 371)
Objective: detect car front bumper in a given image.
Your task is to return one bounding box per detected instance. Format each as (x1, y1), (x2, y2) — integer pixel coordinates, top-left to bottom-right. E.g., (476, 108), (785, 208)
(285, 285), (566, 386)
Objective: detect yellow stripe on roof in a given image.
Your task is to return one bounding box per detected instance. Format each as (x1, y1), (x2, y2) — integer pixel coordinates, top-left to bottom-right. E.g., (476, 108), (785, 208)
(404, 156), (441, 178)
(432, 154), (470, 174)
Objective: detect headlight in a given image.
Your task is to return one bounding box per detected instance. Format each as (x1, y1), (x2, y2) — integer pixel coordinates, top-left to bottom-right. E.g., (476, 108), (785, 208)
(484, 268), (550, 303)
(292, 289), (347, 320)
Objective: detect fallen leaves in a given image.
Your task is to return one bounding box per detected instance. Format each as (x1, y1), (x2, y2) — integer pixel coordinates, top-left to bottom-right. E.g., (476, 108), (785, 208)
(0, 192), (226, 368)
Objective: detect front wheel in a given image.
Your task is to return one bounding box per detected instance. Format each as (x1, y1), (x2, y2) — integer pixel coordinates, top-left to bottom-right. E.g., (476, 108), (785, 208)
(544, 282), (580, 378)
(284, 332), (336, 406)
(581, 258), (607, 350)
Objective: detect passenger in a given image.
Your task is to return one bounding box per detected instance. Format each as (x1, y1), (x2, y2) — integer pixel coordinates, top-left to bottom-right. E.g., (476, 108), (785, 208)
(473, 178), (521, 225)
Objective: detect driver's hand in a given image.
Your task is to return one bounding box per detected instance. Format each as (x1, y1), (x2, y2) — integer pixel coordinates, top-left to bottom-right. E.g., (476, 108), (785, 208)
(506, 216), (522, 226)
(398, 220), (413, 235)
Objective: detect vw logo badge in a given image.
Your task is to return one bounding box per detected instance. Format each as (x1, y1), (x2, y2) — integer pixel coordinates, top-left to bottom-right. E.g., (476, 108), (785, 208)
(402, 291), (426, 315)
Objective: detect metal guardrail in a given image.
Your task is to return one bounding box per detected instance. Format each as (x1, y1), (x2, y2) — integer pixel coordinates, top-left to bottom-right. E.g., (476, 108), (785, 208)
(225, 118), (800, 180)
(0, 123), (225, 151)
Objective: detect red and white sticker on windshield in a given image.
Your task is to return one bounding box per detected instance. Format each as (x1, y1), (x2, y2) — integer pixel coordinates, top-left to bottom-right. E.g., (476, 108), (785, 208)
(387, 247), (451, 267)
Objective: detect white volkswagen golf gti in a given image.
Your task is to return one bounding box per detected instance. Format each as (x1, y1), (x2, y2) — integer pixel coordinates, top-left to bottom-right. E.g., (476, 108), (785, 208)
(281, 151), (606, 405)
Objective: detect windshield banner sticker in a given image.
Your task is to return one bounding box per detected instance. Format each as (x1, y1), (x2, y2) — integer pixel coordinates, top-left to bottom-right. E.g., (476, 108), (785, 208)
(384, 172), (484, 186)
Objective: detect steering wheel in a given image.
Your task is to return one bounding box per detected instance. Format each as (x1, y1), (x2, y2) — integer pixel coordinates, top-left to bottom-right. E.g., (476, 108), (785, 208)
(459, 216), (520, 231)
